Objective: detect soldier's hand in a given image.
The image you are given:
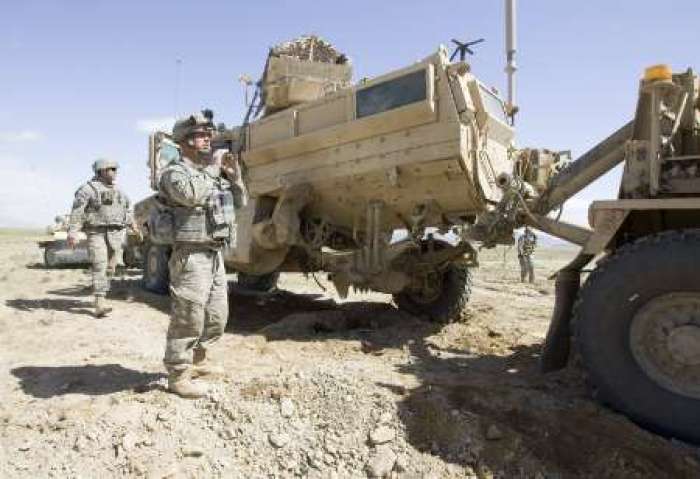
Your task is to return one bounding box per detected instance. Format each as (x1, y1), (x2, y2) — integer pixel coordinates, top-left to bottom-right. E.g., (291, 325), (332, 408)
(220, 152), (239, 180)
(131, 223), (144, 242)
(221, 165), (237, 181)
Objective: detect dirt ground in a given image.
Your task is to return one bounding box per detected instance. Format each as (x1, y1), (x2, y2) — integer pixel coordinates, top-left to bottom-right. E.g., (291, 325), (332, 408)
(1, 230), (699, 478)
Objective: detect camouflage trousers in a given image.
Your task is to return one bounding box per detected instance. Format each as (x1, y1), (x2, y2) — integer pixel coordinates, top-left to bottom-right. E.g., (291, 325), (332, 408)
(87, 229), (124, 296)
(518, 254), (535, 283)
(163, 246), (228, 373)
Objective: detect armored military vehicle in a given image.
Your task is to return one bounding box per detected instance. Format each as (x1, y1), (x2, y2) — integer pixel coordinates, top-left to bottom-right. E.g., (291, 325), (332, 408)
(532, 65), (700, 443)
(38, 214), (90, 267)
(137, 32), (565, 320)
(41, 214), (143, 269)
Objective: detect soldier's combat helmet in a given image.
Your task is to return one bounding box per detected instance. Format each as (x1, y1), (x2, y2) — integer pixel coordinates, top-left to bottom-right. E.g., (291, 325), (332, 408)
(172, 109), (215, 144)
(92, 158), (119, 172)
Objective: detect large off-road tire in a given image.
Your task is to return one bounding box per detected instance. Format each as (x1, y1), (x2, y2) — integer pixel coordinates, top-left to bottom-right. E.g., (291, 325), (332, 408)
(574, 230), (700, 443)
(393, 262), (472, 324)
(122, 245), (141, 268)
(43, 247), (57, 268)
(237, 272), (280, 293)
(143, 242), (170, 295)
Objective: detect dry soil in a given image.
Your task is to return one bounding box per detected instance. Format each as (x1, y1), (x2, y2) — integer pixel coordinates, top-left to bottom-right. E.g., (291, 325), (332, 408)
(1, 231), (698, 478)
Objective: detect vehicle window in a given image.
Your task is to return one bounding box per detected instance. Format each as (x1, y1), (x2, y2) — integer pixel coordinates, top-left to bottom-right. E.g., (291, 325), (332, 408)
(356, 69), (427, 119)
(478, 85), (508, 124)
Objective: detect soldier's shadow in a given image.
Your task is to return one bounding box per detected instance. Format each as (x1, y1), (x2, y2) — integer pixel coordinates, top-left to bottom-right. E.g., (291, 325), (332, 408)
(11, 364), (165, 398)
(26, 262), (87, 270)
(5, 298), (94, 316)
(47, 285), (92, 297)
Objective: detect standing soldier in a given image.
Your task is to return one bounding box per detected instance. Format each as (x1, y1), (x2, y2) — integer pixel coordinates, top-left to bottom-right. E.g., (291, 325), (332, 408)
(517, 226), (537, 283)
(68, 159), (132, 317)
(158, 110), (236, 399)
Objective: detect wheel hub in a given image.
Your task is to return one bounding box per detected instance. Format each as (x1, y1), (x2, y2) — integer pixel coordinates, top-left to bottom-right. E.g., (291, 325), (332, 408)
(668, 325), (700, 366)
(409, 272), (443, 304)
(148, 252), (159, 276)
(630, 293), (700, 399)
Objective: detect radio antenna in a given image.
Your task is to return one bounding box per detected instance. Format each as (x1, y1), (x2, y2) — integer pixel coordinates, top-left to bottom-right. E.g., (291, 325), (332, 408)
(174, 58), (183, 119)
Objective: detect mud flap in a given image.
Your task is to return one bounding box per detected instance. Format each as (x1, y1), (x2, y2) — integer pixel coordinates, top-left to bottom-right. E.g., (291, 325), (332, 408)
(540, 253), (593, 372)
(541, 270), (580, 372)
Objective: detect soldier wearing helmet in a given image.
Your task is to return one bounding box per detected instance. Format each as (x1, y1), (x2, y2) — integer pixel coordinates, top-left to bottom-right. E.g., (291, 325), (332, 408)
(68, 158), (133, 317)
(517, 226), (538, 283)
(158, 110), (236, 399)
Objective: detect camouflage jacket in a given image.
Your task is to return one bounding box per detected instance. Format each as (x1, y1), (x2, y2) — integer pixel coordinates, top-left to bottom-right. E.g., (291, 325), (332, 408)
(517, 231), (537, 256)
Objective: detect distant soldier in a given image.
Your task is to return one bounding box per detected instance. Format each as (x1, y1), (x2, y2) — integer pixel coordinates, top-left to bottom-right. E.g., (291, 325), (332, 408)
(48, 215), (69, 234)
(517, 227), (537, 283)
(157, 110), (236, 399)
(68, 159), (132, 317)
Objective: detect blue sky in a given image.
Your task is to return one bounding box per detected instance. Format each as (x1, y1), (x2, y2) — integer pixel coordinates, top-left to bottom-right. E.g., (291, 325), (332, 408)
(0, 0), (698, 228)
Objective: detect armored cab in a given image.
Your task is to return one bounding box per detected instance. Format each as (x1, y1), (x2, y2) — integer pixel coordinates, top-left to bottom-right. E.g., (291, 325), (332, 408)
(242, 47), (515, 231)
(227, 38), (562, 321)
(139, 35), (564, 321)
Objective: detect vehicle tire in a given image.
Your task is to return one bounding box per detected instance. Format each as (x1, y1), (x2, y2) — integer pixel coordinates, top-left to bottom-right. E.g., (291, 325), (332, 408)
(393, 261), (472, 324)
(43, 247), (57, 268)
(237, 272), (280, 293)
(143, 242), (170, 295)
(122, 245), (141, 268)
(574, 230), (700, 443)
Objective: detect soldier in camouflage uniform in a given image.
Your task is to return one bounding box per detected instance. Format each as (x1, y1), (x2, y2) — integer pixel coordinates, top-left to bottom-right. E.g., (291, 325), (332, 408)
(68, 159), (132, 317)
(158, 110), (236, 399)
(517, 226), (537, 283)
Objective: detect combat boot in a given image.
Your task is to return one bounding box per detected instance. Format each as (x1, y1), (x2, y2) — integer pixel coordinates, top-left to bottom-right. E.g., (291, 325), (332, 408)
(94, 295), (112, 318)
(192, 348), (224, 378)
(167, 370), (208, 399)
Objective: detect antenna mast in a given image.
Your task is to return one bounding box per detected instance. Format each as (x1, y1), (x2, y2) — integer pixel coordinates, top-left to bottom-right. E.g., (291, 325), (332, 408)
(505, 0), (518, 119)
(174, 58), (183, 119)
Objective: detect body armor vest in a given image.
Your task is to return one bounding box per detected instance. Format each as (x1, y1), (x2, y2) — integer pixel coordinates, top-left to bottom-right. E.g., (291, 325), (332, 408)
(152, 161), (236, 245)
(84, 181), (129, 228)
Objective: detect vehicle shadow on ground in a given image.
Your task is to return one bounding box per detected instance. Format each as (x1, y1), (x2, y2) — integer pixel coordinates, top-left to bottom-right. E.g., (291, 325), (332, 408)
(11, 364), (165, 398)
(5, 277), (165, 316)
(45, 278), (333, 320)
(100, 278), (171, 314)
(227, 286), (431, 350)
(228, 286), (338, 333)
(5, 298), (95, 316)
(381, 337), (700, 478)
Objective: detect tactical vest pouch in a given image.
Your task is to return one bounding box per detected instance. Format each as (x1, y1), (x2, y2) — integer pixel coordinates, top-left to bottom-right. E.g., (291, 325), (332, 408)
(208, 190), (235, 241)
(173, 206), (210, 243)
(86, 206), (127, 227)
(101, 190), (115, 205)
(84, 184), (127, 228)
(148, 207), (176, 245)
